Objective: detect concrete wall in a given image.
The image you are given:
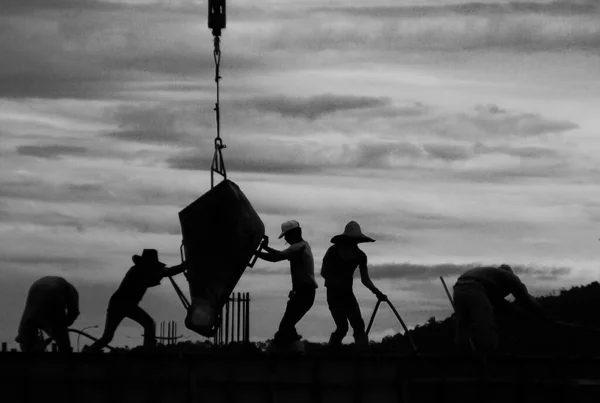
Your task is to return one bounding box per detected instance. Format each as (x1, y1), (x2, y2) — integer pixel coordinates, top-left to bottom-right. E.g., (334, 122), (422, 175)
(1, 352), (600, 403)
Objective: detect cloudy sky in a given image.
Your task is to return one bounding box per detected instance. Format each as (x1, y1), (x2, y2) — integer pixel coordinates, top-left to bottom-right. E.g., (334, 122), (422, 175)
(1, 0), (599, 349)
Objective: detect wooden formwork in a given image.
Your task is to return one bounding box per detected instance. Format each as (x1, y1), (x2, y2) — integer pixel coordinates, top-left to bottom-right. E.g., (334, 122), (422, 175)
(1, 352), (600, 403)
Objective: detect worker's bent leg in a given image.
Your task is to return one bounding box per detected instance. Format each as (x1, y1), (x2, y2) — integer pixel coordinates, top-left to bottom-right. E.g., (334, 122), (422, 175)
(454, 284), (498, 354)
(453, 285), (475, 354)
(275, 288), (316, 344)
(345, 291), (367, 345)
(88, 309), (125, 351)
(127, 306), (156, 348)
(326, 287), (350, 345)
(469, 292), (498, 353)
(52, 327), (72, 353)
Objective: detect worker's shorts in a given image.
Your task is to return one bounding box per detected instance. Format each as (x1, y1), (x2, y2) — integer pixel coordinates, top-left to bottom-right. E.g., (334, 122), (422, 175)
(453, 282), (498, 353)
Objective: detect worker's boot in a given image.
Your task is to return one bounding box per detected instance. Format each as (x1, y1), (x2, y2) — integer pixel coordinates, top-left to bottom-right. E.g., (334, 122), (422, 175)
(327, 332), (344, 348)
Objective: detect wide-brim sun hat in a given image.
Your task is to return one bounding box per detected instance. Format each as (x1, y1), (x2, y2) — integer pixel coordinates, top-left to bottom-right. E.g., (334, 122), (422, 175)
(278, 220), (300, 239)
(132, 249), (166, 267)
(330, 221), (375, 244)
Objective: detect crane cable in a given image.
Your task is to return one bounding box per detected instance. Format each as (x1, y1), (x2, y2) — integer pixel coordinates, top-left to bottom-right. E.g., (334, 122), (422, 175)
(209, 0), (227, 188)
(170, 1), (228, 311)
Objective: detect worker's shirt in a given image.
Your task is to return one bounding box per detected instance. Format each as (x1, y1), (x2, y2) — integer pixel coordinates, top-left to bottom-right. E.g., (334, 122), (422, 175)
(455, 267), (529, 305)
(320, 244), (367, 290)
(281, 241), (317, 290)
(17, 276), (79, 341)
(109, 264), (164, 309)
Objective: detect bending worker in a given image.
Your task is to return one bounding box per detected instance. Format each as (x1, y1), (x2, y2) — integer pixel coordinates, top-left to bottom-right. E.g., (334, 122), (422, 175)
(16, 276), (80, 352)
(85, 249), (185, 351)
(257, 220), (318, 347)
(453, 264), (549, 354)
(321, 221), (387, 347)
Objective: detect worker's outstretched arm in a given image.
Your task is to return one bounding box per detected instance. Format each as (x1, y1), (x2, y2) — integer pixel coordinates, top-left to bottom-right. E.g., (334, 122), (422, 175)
(359, 257), (387, 300)
(257, 236), (304, 263)
(511, 281), (549, 321)
(163, 263), (187, 278)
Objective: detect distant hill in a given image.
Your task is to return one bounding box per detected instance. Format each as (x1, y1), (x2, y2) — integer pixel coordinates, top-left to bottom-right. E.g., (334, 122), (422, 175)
(116, 282), (600, 356)
(369, 281), (600, 355)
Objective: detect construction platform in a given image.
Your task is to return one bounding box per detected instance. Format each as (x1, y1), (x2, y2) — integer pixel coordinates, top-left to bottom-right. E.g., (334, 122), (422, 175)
(2, 351), (600, 403)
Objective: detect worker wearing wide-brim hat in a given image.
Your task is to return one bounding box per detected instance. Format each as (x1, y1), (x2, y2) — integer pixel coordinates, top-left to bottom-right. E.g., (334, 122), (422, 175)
(321, 221), (387, 347)
(84, 249), (187, 352)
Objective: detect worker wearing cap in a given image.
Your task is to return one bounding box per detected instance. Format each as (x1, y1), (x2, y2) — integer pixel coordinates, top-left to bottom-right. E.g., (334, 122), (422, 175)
(453, 264), (548, 353)
(84, 249), (186, 352)
(16, 276), (80, 352)
(257, 220), (317, 346)
(321, 221), (387, 347)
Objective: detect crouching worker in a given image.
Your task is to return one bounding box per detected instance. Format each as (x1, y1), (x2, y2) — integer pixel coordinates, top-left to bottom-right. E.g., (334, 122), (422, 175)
(85, 249), (186, 352)
(321, 221), (387, 348)
(257, 220), (317, 347)
(16, 276), (80, 352)
(453, 264), (549, 355)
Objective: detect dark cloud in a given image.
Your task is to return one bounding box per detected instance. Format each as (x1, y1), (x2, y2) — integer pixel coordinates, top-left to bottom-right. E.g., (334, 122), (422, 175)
(368, 262), (572, 281)
(107, 106), (191, 145)
(455, 160), (572, 183)
(435, 105), (578, 139)
(1, 254), (104, 272)
(423, 143), (472, 161)
(0, 4), (263, 100)
(243, 94), (392, 120)
(317, 2), (600, 19)
(351, 142), (424, 168)
(16, 145), (87, 159)
(101, 214), (181, 236)
(0, 177), (199, 207)
(0, 207), (85, 232)
(167, 152), (323, 174)
(474, 143), (560, 159)
(266, 3), (600, 54)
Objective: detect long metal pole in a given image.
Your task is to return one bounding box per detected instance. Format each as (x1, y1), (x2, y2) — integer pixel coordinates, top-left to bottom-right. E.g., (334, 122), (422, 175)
(366, 300), (382, 334)
(440, 276), (455, 309)
(245, 292), (250, 342)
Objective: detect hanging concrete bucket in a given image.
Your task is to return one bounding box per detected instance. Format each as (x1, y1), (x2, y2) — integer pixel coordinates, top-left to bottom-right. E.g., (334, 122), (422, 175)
(179, 179), (264, 337)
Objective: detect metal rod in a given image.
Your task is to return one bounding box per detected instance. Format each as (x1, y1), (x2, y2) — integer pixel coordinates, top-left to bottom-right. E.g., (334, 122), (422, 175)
(366, 300), (382, 334)
(237, 292), (241, 342)
(440, 276), (455, 310)
(225, 299), (229, 344)
(385, 300), (418, 352)
(246, 292), (250, 342)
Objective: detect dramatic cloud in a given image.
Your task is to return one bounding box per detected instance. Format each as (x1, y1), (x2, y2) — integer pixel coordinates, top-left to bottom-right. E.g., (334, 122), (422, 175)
(0, 0), (598, 347)
(368, 262), (572, 281)
(16, 145), (88, 159)
(433, 104), (578, 139)
(281, 1), (600, 53)
(243, 94), (392, 120)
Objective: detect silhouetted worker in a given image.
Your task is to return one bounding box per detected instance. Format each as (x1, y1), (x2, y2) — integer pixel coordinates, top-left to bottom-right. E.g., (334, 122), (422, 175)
(16, 276), (80, 352)
(453, 264), (548, 354)
(321, 221), (387, 347)
(257, 220), (318, 347)
(85, 249), (185, 351)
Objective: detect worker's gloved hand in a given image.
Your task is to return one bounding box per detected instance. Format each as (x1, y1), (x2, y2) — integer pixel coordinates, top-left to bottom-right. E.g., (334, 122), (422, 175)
(288, 290), (296, 299)
(375, 291), (388, 301)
